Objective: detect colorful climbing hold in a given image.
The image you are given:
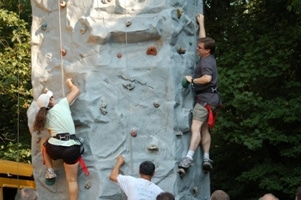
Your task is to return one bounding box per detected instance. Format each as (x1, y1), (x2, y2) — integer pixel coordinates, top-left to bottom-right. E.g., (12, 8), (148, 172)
(147, 145), (159, 151)
(177, 47), (186, 54)
(61, 49), (67, 56)
(80, 26), (88, 34)
(153, 102), (160, 108)
(146, 46), (157, 56)
(84, 182), (91, 189)
(122, 83), (135, 90)
(182, 77), (190, 88)
(60, 1), (66, 8)
(41, 23), (47, 31)
(177, 8), (183, 19)
(130, 129), (137, 137)
(126, 21), (132, 27)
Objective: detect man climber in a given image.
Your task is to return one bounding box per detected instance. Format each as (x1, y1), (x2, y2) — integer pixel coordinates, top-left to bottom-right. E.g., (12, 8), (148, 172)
(178, 14), (221, 172)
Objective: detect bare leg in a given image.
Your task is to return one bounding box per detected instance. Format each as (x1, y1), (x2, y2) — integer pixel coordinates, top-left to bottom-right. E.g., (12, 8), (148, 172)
(41, 139), (53, 169)
(189, 119), (204, 151)
(64, 162), (79, 200)
(201, 122), (213, 171)
(44, 151), (53, 168)
(201, 122), (211, 154)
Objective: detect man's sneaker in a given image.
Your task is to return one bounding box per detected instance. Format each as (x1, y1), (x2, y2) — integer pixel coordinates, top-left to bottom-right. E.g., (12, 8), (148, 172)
(178, 157), (192, 169)
(202, 158), (213, 172)
(45, 170), (56, 179)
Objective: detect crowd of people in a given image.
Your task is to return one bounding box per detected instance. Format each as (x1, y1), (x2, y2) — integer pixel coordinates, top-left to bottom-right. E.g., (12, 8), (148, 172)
(16, 186), (301, 200)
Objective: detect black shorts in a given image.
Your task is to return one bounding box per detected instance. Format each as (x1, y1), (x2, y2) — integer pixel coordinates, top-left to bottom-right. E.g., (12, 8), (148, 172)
(45, 141), (81, 164)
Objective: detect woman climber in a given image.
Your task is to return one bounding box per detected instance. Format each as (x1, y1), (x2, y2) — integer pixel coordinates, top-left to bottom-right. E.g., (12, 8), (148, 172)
(33, 78), (81, 200)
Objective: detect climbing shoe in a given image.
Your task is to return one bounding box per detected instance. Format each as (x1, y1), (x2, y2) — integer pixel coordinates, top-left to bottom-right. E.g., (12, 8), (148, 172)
(45, 169), (57, 179)
(202, 158), (213, 172)
(178, 157), (192, 169)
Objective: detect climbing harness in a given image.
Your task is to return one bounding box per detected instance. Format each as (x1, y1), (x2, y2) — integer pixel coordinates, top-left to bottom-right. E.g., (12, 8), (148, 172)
(41, 138), (89, 176)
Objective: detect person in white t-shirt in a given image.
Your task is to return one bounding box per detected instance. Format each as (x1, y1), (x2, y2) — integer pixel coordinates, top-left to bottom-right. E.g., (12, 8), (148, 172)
(110, 155), (163, 200)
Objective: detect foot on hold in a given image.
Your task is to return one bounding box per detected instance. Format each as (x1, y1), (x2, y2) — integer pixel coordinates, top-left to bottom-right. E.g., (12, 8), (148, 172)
(178, 157), (192, 169)
(45, 170), (56, 186)
(202, 158), (213, 173)
(45, 169), (57, 179)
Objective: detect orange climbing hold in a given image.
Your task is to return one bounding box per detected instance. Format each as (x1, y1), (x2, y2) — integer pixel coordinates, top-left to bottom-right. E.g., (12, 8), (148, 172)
(146, 46), (157, 56)
(61, 49), (66, 56)
(117, 53), (122, 58)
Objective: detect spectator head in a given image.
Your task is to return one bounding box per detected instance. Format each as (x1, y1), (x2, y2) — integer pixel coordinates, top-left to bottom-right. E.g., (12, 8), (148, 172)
(156, 192), (175, 200)
(139, 161), (155, 176)
(211, 190), (230, 200)
(15, 188), (38, 200)
(296, 186), (301, 200)
(259, 193), (279, 200)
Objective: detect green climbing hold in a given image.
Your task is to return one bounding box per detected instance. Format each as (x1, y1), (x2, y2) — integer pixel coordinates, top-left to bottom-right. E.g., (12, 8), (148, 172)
(182, 77), (190, 88)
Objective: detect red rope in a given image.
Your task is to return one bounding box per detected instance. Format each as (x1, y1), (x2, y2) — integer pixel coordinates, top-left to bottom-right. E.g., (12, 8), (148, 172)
(205, 104), (217, 129)
(79, 156), (89, 176)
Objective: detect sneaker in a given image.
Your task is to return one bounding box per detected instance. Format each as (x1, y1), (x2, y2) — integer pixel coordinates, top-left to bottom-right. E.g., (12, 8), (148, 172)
(45, 170), (56, 179)
(178, 157), (192, 168)
(202, 158), (213, 172)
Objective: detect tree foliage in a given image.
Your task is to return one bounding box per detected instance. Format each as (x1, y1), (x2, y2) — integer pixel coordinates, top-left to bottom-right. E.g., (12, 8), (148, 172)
(205, 0), (301, 199)
(0, 8), (32, 162)
(1, 0), (301, 199)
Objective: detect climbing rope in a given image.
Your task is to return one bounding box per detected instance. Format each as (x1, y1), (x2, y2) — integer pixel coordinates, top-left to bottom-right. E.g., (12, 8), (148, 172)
(57, 0), (65, 96)
(123, 0), (134, 175)
(16, 0), (22, 189)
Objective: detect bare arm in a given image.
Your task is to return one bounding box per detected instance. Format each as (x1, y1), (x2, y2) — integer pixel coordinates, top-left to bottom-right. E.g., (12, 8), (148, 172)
(109, 155), (125, 182)
(197, 14), (206, 38)
(66, 78), (80, 104)
(185, 75), (212, 84)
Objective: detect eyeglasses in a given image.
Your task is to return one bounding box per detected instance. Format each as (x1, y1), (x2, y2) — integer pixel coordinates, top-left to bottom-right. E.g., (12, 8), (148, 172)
(197, 46), (205, 50)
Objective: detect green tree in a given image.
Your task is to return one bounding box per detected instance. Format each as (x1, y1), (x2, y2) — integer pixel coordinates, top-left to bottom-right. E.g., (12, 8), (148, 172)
(205, 0), (301, 199)
(0, 8), (32, 163)
(0, 0), (32, 26)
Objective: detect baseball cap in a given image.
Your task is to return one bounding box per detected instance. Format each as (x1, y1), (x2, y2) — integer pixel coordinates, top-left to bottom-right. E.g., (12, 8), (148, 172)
(37, 90), (53, 108)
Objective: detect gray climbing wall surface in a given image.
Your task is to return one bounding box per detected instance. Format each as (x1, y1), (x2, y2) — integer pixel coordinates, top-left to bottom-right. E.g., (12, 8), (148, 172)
(27, 0), (210, 199)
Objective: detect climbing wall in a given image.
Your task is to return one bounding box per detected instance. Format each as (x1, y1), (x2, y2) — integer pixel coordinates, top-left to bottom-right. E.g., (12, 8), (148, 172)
(27, 0), (210, 199)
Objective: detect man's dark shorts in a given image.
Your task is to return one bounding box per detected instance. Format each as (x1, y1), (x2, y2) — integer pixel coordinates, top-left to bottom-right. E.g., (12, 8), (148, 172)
(46, 141), (81, 164)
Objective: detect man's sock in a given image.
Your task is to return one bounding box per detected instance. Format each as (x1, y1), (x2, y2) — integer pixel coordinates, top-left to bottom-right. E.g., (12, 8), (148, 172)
(204, 153), (210, 160)
(186, 150), (195, 160)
